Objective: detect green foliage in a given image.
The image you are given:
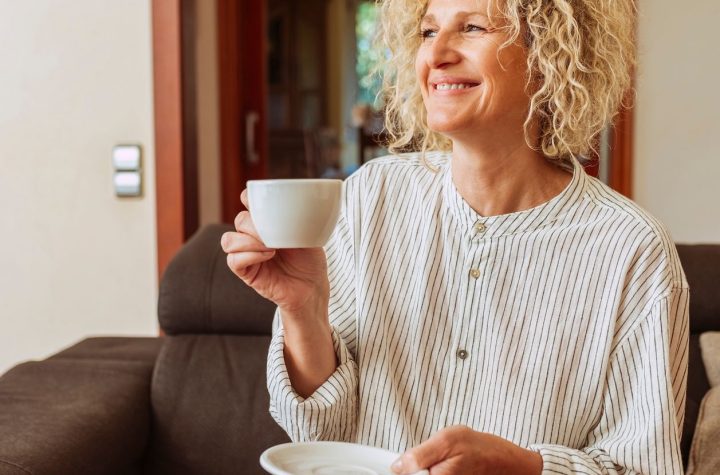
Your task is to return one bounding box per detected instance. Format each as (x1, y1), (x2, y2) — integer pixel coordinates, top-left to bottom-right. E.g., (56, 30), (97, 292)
(356, 2), (383, 108)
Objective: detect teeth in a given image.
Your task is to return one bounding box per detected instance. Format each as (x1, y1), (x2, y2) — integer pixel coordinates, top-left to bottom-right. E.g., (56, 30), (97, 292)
(436, 83), (475, 91)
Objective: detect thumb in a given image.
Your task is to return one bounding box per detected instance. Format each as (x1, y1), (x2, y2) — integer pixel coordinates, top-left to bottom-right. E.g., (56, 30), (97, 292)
(391, 439), (446, 474)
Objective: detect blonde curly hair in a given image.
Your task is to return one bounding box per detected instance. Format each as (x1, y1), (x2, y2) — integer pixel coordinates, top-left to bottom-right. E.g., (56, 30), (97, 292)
(378, 0), (636, 162)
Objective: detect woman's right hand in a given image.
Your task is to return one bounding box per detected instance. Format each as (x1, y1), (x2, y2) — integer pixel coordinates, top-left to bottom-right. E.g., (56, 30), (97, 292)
(220, 189), (330, 321)
(224, 189), (339, 397)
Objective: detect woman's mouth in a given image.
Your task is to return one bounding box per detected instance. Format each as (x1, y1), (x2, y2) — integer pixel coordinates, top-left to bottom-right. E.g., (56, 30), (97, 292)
(434, 83), (480, 91)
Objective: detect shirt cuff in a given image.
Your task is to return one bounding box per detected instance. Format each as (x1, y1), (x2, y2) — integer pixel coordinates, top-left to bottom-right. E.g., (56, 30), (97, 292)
(266, 325), (358, 441)
(527, 444), (618, 475)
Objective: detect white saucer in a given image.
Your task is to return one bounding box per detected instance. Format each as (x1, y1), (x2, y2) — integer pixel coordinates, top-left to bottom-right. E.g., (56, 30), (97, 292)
(260, 441), (430, 475)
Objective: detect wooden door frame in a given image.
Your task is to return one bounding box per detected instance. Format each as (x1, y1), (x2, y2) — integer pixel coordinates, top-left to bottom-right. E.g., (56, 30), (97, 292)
(152, 0), (199, 281)
(610, 94), (634, 198)
(152, 0), (184, 281)
(606, 6), (637, 199)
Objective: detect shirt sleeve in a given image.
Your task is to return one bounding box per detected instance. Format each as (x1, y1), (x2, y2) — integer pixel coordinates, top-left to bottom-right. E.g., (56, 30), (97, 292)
(266, 184), (360, 442)
(528, 287), (689, 474)
(267, 321), (358, 441)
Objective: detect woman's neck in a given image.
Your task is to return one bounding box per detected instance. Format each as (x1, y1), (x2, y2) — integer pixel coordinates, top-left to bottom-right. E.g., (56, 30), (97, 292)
(450, 140), (573, 217)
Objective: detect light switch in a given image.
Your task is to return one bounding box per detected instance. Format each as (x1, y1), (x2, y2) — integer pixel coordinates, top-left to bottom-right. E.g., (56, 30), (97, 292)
(114, 172), (142, 197)
(112, 145), (142, 170)
(113, 144), (142, 197)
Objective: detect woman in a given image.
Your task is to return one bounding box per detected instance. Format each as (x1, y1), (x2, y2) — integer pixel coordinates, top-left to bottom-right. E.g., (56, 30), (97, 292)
(221, 0), (688, 473)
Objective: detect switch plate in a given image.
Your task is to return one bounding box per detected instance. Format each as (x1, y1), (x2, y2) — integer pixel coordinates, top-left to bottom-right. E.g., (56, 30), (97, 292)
(113, 144), (142, 197)
(112, 145), (142, 171)
(114, 171), (142, 197)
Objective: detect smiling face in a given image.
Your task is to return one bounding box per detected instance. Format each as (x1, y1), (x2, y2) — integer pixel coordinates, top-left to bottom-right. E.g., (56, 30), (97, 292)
(415, 0), (532, 144)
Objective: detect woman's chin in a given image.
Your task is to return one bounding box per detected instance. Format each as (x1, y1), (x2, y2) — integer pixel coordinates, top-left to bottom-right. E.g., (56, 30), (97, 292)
(427, 120), (469, 139)
(427, 119), (456, 133)
(426, 112), (480, 134)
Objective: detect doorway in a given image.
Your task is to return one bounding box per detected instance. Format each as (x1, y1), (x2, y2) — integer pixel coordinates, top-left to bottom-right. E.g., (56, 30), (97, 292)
(212, 0), (367, 225)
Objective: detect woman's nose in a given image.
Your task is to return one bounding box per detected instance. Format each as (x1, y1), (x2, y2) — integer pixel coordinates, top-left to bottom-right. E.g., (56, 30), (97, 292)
(428, 31), (462, 68)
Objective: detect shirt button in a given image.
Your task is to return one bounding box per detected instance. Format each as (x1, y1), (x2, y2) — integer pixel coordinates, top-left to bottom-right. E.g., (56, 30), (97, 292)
(474, 222), (487, 233)
(457, 349), (469, 360)
(469, 268), (481, 279)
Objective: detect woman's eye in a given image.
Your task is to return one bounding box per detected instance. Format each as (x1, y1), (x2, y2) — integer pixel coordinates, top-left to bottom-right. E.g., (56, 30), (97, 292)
(420, 28), (437, 40)
(466, 24), (487, 33)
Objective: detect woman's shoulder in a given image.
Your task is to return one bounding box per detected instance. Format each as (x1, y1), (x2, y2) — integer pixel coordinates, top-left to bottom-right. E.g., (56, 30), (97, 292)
(354, 150), (450, 175)
(583, 175), (660, 228)
(582, 175), (687, 288)
(344, 150), (450, 192)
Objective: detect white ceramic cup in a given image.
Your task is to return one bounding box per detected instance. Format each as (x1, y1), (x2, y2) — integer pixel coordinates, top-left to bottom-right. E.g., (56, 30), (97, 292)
(247, 179), (343, 249)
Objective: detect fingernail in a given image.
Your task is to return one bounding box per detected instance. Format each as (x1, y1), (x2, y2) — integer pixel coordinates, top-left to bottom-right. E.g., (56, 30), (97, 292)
(391, 457), (403, 474)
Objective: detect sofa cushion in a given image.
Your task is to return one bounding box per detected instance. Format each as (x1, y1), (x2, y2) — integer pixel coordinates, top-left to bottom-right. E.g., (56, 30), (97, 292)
(687, 386), (720, 475)
(49, 336), (163, 363)
(145, 334), (290, 475)
(676, 245), (720, 333)
(159, 224), (277, 335)
(683, 334), (711, 467)
(0, 353), (155, 475)
(699, 332), (720, 387)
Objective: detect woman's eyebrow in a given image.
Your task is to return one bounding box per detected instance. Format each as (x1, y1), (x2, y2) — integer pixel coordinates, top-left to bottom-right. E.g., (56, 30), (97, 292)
(421, 11), (489, 24)
(420, 13), (436, 24)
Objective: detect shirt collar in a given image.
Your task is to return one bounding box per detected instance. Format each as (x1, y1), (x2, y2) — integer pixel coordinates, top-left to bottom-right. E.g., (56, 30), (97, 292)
(441, 155), (587, 239)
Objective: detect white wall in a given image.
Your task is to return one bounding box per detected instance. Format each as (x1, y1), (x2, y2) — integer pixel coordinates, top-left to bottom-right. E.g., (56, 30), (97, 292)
(634, 0), (720, 243)
(0, 0), (158, 374)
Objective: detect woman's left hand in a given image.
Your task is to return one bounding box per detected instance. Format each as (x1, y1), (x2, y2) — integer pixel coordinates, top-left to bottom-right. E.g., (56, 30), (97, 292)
(390, 425), (543, 475)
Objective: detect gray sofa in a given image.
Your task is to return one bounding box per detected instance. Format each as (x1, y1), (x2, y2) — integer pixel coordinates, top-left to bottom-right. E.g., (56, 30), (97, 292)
(0, 224), (717, 474)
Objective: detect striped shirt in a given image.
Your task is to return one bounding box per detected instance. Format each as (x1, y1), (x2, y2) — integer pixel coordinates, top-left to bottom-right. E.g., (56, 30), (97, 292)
(267, 151), (689, 474)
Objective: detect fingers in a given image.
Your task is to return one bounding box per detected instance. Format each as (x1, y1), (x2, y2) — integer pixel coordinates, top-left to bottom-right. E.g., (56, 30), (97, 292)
(221, 230), (272, 254)
(240, 188), (249, 209)
(233, 210), (262, 242)
(391, 427), (464, 474)
(221, 229), (276, 282)
(226, 250), (275, 280)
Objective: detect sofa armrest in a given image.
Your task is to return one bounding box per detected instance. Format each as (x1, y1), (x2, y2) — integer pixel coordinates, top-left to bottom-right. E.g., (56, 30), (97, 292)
(0, 337), (162, 475)
(158, 223), (277, 336)
(144, 334), (290, 474)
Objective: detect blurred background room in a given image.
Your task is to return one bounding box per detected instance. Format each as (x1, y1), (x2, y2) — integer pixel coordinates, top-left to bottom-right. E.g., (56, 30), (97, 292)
(0, 0), (718, 375)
